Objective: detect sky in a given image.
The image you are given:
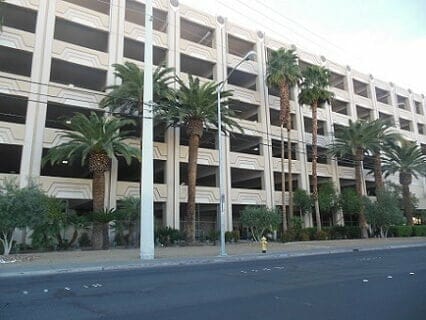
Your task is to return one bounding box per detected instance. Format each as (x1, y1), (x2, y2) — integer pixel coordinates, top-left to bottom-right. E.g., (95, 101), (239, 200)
(179, 0), (426, 94)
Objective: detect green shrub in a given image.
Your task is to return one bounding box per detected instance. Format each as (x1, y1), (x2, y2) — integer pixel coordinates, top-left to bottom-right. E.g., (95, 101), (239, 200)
(232, 230), (240, 242)
(207, 230), (220, 245)
(241, 206), (282, 241)
(225, 231), (233, 243)
(198, 231), (207, 242)
(114, 232), (127, 246)
(303, 228), (317, 240)
(344, 226), (361, 239)
(156, 227), (185, 246)
(78, 232), (91, 248)
(315, 229), (329, 240)
(389, 226), (413, 237)
(298, 229), (311, 241)
(329, 226), (346, 240)
(281, 229), (297, 242)
(413, 225), (426, 236)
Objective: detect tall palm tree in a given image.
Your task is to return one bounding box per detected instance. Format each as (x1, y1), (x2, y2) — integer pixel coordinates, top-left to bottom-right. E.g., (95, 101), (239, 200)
(382, 140), (426, 225)
(267, 48), (301, 231)
(100, 62), (173, 246)
(155, 75), (241, 242)
(43, 112), (139, 249)
(298, 65), (333, 232)
(100, 62), (174, 116)
(328, 120), (379, 238)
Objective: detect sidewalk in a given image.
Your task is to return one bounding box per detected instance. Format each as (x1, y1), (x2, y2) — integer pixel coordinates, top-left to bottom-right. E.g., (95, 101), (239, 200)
(1, 237), (425, 277)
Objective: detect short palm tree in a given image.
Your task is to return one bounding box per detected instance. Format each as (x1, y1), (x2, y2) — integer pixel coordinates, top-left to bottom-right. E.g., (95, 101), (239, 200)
(382, 140), (426, 225)
(329, 120), (379, 238)
(100, 62), (174, 116)
(155, 75), (241, 242)
(298, 65), (333, 232)
(43, 112), (139, 249)
(267, 48), (301, 231)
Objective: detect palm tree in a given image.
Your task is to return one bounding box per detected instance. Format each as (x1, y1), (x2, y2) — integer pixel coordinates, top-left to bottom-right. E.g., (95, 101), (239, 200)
(100, 62), (174, 116)
(43, 112), (139, 249)
(298, 65), (333, 232)
(267, 48), (301, 231)
(382, 140), (426, 225)
(328, 120), (379, 238)
(99, 62), (173, 246)
(155, 75), (241, 242)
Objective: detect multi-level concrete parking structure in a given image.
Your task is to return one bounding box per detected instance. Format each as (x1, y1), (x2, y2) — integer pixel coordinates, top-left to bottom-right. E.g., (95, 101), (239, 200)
(1, 0), (425, 233)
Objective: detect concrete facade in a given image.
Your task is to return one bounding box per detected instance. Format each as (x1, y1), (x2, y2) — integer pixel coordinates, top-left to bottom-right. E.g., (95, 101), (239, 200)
(0, 0), (425, 233)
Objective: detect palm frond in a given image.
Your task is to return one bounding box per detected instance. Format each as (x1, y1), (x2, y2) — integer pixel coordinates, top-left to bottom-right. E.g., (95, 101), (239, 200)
(299, 65), (334, 107)
(100, 62), (175, 115)
(155, 74), (242, 133)
(382, 140), (426, 179)
(43, 113), (139, 171)
(266, 48), (301, 88)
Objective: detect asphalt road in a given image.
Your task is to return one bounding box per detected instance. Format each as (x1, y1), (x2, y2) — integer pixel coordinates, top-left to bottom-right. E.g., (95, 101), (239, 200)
(1, 247), (425, 320)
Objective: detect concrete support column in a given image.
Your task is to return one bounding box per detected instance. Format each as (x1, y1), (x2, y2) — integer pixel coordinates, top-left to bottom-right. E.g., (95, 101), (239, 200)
(256, 32), (274, 209)
(324, 100), (344, 226)
(345, 66), (358, 122)
(389, 83), (401, 130)
(106, 0), (126, 210)
(19, 0), (56, 187)
(217, 16), (233, 231)
(407, 90), (419, 136)
(369, 76), (380, 120)
(166, 0), (180, 228)
(293, 83), (312, 227)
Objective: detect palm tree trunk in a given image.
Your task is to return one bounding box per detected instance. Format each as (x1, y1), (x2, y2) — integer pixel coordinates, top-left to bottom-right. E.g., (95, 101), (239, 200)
(311, 102), (321, 232)
(92, 171), (105, 250)
(355, 149), (368, 238)
(186, 132), (201, 242)
(400, 173), (414, 225)
(280, 83), (290, 231)
(281, 124), (288, 232)
(373, 152), (384, 193)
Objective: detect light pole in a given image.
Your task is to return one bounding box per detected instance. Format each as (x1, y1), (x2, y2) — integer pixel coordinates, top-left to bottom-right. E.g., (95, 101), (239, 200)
(140, 0), (154, 260)
(218, 50), (257, 256)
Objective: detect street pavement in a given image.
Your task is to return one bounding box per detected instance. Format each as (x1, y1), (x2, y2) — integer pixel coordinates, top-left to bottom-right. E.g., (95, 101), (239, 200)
(1, 237), (425, 277)
(0, 246), (425, 320)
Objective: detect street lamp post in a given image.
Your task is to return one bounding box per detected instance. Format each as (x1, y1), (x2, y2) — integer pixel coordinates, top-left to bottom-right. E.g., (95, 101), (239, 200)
(140, 0), (154, 260)
(218, 51), (257, 256)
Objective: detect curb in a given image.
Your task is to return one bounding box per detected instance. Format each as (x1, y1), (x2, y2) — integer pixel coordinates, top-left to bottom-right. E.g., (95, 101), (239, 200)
(1, 242), (425, 278)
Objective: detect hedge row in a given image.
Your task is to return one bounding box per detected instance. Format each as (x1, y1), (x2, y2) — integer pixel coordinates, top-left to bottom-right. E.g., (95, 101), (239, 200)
(282, 225), (426, 242)
(388, 225), (426, 237)
(282, 225), (362, 242)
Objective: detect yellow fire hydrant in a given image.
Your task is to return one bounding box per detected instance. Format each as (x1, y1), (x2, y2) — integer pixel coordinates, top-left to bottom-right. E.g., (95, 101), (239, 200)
(260, 236), (268, 253)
